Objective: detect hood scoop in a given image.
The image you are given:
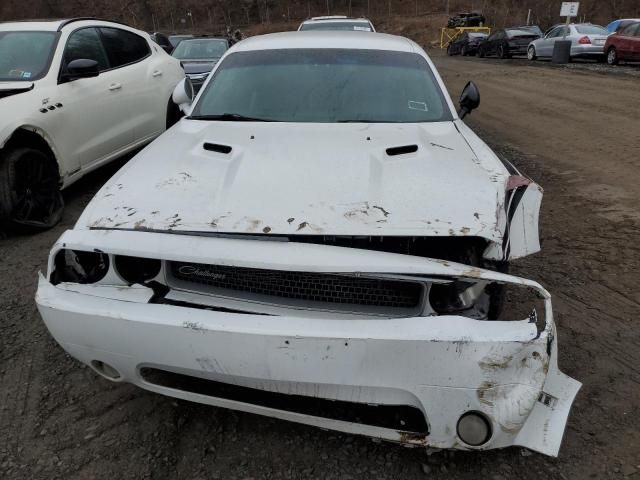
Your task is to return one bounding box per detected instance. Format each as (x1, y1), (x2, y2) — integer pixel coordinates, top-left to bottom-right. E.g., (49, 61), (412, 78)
(203, 142), (232, 154)
(386, 144), (418, 156)
(0, 84), (34, 100)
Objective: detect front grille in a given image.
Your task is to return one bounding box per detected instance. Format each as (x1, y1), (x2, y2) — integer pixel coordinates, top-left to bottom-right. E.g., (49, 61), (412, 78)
(141, 367), (429, 435)
(168, 261), (422, 309)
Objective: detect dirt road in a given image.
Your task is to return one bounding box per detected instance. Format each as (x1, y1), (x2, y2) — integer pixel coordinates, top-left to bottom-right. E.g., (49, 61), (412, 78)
(1, 54), (639, 479)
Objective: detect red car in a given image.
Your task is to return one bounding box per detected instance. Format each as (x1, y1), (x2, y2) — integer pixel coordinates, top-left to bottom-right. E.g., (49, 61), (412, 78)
(604, 21), (640, 64)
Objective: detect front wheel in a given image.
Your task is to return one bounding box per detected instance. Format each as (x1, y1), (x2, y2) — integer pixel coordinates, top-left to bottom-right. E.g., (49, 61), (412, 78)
(477, 47), (485, 58)
(461, 45), (468, 56)
(0, 147), (63, 231)
(607, 47), (618, 65)
(527, 45), (537, 61)
(447, 44), (454, 56)
(498, 44), (510, 59)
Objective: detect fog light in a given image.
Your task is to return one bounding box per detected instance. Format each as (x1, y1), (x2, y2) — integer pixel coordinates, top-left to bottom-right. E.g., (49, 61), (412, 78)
(91, 360), (121, 380)
(457, 412), (492, 446)
(114, 255), (161, 284)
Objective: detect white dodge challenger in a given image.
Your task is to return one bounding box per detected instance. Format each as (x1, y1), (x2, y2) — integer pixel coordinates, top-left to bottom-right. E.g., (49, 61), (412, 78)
(36, 32), (580, 456)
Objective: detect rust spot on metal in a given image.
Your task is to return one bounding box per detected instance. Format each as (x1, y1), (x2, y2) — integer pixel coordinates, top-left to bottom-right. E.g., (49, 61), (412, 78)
(477, 381), (496, 406)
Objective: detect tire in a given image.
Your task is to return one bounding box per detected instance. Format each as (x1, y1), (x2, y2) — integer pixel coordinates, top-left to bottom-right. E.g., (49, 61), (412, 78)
(527, 45), (537, 61)
(607, 47), (618, 65)
(0, 147), (63, 231)
(498, 43), (510, 59)
(447, 44), (454, 56)
(166, 99), (183, 129)
(461, 45), (468, 56)
(478, 47), (485, 58)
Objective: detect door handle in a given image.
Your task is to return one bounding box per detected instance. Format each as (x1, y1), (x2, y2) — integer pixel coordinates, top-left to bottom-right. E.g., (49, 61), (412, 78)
(152, 70), (163, 77)
(108, 83), (122, 91)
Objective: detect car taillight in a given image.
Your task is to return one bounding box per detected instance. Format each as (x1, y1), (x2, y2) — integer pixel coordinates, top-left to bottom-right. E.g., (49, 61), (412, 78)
(578, 36), (591, 44)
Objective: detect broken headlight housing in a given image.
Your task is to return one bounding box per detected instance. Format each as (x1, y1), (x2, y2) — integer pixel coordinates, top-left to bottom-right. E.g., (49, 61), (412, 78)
(50, 249), (109, 285)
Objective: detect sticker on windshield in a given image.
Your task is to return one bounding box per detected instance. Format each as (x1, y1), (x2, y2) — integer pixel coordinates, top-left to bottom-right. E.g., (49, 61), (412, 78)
(22, 72), (32, 79)
(408, 101), (429, 112)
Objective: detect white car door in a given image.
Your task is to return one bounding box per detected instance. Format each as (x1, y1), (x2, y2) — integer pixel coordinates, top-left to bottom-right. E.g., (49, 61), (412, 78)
(53, 27), (134, 171)
(98, 27), (169, 142)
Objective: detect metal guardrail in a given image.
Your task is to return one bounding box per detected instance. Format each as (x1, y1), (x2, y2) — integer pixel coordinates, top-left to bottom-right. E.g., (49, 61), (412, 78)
(440, 27), (491, 48)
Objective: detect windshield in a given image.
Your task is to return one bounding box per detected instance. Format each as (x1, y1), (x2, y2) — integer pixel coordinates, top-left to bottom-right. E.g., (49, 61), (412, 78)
(300, 22), (372, 31)
(192, 49), (452, 123)
(575, 25), (607, 35)
(172, 39), (228, 59)
(0, 31), (57, 82)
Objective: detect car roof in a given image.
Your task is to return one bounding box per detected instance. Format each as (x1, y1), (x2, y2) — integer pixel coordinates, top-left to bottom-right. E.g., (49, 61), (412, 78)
(0, 18), (136, 33)
(233, 31), (414, 53)
(302, 17), (371, 24)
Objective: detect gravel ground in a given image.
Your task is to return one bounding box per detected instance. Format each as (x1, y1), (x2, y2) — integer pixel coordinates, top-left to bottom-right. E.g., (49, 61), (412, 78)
(1, 43), (639, 480)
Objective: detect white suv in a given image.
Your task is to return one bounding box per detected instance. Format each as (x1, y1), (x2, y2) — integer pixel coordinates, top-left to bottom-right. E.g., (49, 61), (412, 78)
(0, 18), (184, 230)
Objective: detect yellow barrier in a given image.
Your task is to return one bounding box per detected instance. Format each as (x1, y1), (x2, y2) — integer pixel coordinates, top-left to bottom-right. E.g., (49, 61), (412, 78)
(440, 27), (491, 48)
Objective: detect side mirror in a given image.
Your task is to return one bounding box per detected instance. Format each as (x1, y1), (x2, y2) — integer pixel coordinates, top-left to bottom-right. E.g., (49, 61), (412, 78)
(458, 81), (480, 119)
(64, 59), (99, 81)
(172, 78), (195, 112)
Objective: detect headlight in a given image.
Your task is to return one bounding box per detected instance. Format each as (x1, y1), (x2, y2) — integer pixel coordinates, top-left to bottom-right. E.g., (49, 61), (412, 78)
(114, 255), (161, 284)
(50, 249), (109, 285)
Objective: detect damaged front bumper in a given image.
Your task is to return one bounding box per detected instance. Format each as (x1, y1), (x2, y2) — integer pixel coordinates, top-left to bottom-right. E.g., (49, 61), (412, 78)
(36, 229), (580, 456)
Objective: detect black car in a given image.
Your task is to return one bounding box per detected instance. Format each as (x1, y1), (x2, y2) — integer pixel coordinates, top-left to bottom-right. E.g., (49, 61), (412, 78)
(447, 12), (485, 28)
(149, 32), (173, 54)
(172, 37), (230, 93)
(477, 27), (542, 58)
(447, 32), (488, 56)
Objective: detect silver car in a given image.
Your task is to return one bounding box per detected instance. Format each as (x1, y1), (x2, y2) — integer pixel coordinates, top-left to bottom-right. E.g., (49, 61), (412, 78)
(527, 24), (608, 61)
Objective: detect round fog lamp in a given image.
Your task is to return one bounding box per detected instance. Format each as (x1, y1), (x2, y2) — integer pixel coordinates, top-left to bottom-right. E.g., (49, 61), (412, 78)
(457, 412), (491, 446)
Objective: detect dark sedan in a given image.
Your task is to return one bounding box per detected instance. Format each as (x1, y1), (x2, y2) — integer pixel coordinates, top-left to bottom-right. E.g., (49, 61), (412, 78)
(478, 27), (541, 58)
(172, 37), (230, 93)
(447, 32), (488, 56)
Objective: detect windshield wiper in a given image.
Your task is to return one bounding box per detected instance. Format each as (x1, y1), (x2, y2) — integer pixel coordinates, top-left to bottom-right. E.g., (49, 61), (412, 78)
(188, 113), (278, 122)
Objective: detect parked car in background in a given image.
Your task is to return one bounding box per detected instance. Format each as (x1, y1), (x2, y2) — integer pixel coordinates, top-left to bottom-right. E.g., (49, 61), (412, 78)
(172, 37), (229, 93)
(606, 18), (640, 33)
(149, 32), (173, 53)
(168, 34), (194, 48)
(298, 16), (375, 32)
(37, 31), (579, 457)
(447, 31), (488, 56)
(604, 21), (640, 64)
(527, 24), (608, 61)
(510, 25), (543, 36)
(477, 27), (541, 58)
(447, 12), (485, 28)
(0, 19), (184, 230)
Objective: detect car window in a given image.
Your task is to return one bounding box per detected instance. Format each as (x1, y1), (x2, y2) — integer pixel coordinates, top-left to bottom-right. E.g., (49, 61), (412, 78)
(63, 28), (109, 71)
(172, 39), (228, 59)
(99, 27), (150, 68)
(300, 21), (373, 31)
(622, 23), (639, 35)
(575, 25), (607, 35)
(0, 31), (57, 81)
(193, 49), (452, 123)
(635, 24), (640, 36)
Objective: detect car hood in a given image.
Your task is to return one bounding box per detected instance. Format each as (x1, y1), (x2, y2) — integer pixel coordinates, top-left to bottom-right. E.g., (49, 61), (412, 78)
(78, 121), (509, 242)
(182, 60), (219, 74)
